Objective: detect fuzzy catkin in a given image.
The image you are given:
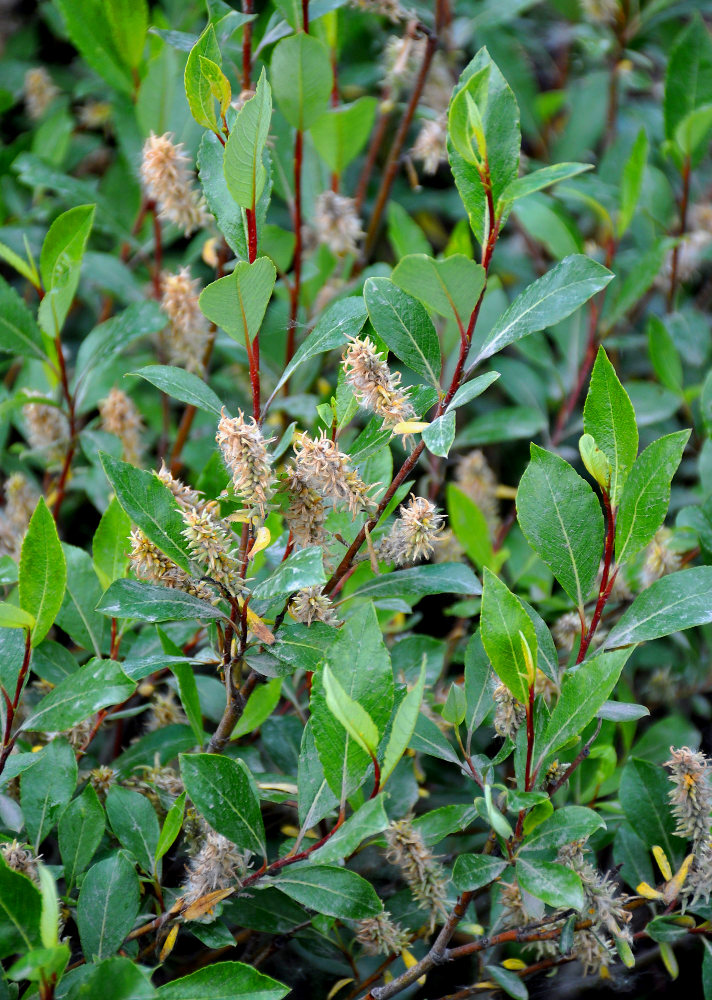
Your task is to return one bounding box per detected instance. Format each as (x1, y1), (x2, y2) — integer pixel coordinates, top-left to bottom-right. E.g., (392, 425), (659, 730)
(24, 67), (58, 121)
(182, 826), (249, 905)
(289, 586), (339, 627)
(141, 133), (210, 236)
(0, 474), (39, 559)
(181, 503), (238, 589)
(385, 818), (448, 929)
(342, 336), (415, 428)
(313, 191), (364, 257)
(356, 911), (410, 955)
(284, 470), (327, 549)
(665, 746), (712, 906)
(22, 391), (69, 460)
(99, 388), (143, 466)
(216, 410), (273, 516)
(411, 115), (447, 175)
(379, 496), (444, 566)
(292, 431), (374, 517)
(160, 268), (212, 374)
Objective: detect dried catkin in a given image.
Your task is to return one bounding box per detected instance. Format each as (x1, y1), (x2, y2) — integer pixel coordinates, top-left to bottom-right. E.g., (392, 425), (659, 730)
(342, 336), (415, 428)
(99, 388), (143, 466)
(378, 496), (444, 566)
(216, 410), (273, 516)
(141, 133), (210, 237)
(314, 191), (364, 257)
(292, 431), (374, 517)
(160, 268), (212, 374)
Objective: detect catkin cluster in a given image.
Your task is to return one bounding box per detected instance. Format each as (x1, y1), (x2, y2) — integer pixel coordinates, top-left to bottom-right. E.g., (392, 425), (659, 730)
(141, 133), (210, 236)
(343, 336), (415, 429)
(216, 410), (273, 516)
(665, 746), (712, 906)
(160, 268), (212, 374)
(379, 496), (444, 566)
(385, 818), (448, 930)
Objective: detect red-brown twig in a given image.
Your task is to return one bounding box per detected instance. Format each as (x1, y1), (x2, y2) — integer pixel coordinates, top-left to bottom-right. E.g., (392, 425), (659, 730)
(577, 489), (615, 663)
(0, 630), (32, 778)
(241, 0), (254, 92)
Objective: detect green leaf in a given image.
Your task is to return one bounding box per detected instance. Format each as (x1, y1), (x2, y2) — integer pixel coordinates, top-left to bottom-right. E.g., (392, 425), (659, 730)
(607, 567), (712, 647)
(500, 162), (593, 203)
(184, 25), (222, 131)
(457, 405), (546, 446)
(62, 957), (154, 1000)
(446, 371), (500, 412)
(647, 316), (683, 394)
(19, 498), (66, 647)
(464, 630), (495, 734)
(452, 853), (507, 892)
(310, 795), (390, 865)
(0, 275), (46, 360)
(100, 454), (194, 573)
(271, 33), (332, 130)
(311, 603), (394, 798)
(381, 660), (426, 786)
(38, 204), (95, 337)
(223, 69), (272, 210)
(0, 604), (35, 629)
(77, 853), (140, 960)
(180, 753), (266, 857)
(664, 14), (712, 142)
(391, 253), (486, 327)
(423, 411), (456, 458)
(231, 678), (282, 739)
(58, 785), (105, 888)
(448, 49), (521, 245)
(23, 658), (134, 732)
(155, 791), (186, 863)
(364, 277), (442, 388)
(410, 712), (461, 765)
(156, 962), (289, 1000)
(480, 567), (537, 704)
(96, 579), (225, 623)
(583, 347), (638, 506)
(106, 0), (147, 69)
(484, 965), (528, 1000)
(614, 431), (690, 566)
(199, 56), (231, 118)
(349, 563), (481, 602)
(516, 444), (603, 610)
(311, 97), (378, 175)
(516, 857), (584, 910)
(106, 786), (160, 875)
(618, 129), (648, 238)
(619, 758), (680, 860)
(322, 663), (379, 758)
(270, 297), (367, 398)
(536, 648), (631, 764)
(56, 544), (108, 657)
(519, 806), (605, 858)
(54, 0), (133, 93)
(472, 255), (613, 367)
(92, 497), (131, 591)
(0, 856), (42, 959)
(675, 103), (712, 162)
(447, 484), (495, 571)
(273, 865), (381, 919)
(199, 257), (276, 345)
(133, 365), (224, 417)
(20, 738), (77, 851)
(251, 546), (326, 603)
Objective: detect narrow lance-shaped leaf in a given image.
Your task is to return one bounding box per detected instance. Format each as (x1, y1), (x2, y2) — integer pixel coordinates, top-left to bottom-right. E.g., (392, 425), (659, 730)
(322, 663), (379, 759)
(271, 33), (332, 131)
(583, 347), (638, 507)
(381, 659), (426, 786)
(364, 277), (442, 388)
(480, 568), (537, 704)
(607, 567), (712, 647)
(224, 69), (272, 210)
(184, 24), (222, 131)
(516, 444), (603, 611)
(19, 498), (67, 648)
(472, 255), (613, 367)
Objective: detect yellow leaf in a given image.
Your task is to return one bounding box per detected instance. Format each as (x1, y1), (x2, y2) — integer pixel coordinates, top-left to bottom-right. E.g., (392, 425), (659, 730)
(159, 923), (179, 962)
(659, 941), (678, 980)
(181, 887), (234, 921)
(392, 421), (430, 435)
(326, 979), (353, 1000)
(652, 845), (672, 882)
(502, 958), (527, 970)
(250, 526), (271, 559)
(636, 881), (663, 901)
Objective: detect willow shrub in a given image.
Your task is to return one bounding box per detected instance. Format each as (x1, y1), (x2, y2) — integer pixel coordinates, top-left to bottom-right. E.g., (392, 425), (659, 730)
(1, 2), (712, 999)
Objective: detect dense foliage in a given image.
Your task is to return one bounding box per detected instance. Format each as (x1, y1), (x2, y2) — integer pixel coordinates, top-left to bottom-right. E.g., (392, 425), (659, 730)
(1, 1), (712, 998)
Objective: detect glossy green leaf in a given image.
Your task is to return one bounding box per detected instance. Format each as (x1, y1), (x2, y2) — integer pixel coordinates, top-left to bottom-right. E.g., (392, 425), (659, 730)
(618, 129), (648, 237)
(500, 162), (593, 203)
(0, 857), (42, 959)
(480, 567), (537, 704)
(54, 0), (133, 93)
(106, 0), (147, 69)
(349, 563), (481, 601)
(664, 14), (712, 141)
(614, 431), (690, 566)
(38, 204), (95, 337)
(583, 347), (638, 506)
(619, 758), (680, 860)
(19, 498), (66, 647)
(519, 806), (605, 858)
(381, 659), (426, 786)
(647, 316), (683, 394)
(133, 365), (224, 417)
(223, 69), (272, 210)
(0, 275), (46, 360)
(423, 411), (456, 458)
(446, 371), (500, 412)
(391, 253), (486, 326)
(271, 34), (332, 130)
(464, 630), (495, 735)
(155, 791), (186, 863)
(516, 857), (584, 910)
(58, 785), (105, 888)
(106, 786), (160, 875)
(310, 795), (390, 865)
(96, 579), (225, 623)
(452, 854), (507, 892)
(180, 753), (266, 856)
(607, 567), (712, 647)
(251, 546), (326, 603)
(536, 648), (631, 764)
(364, 277), (442, 388)
(92, 497), (131, 591)
(184, 25), (221, 131)
(0, 604), (35, 630)
(322, 663), (379, 758)
(199, 56), (231, 118)
(447, 484), (495, 571)
(232, 678), (282, 740)
(156, 962), (289, 1000)
(100, 453), (194, 573)
(20, 738), (77, 850)
(199, 257), (275, 346)
(473, 255), (613, 367)
(273, 865), (381, 919)
(77, 853), (140, 960)
(23, 658), (134, 732)
(311, 97), (378, 174)
(516, 444), (603, 609)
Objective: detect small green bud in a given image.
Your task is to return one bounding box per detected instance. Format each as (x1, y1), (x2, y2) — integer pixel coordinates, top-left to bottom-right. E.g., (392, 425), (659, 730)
(579, 433), (611, 493)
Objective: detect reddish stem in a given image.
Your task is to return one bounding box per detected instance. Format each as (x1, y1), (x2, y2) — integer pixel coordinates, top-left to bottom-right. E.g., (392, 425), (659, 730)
(524, 683), (535, 791)
(577, 490), (615, 664)
(0, 630), (32, 778)
(285, 129), (304, 388)
(241, 0), (254, 92)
